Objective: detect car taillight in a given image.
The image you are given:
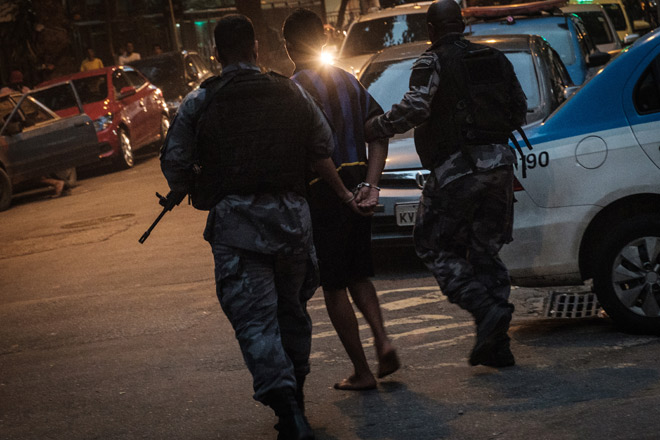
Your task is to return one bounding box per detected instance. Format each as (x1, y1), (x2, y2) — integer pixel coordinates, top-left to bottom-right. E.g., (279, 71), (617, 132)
(513, 176), (524, 192)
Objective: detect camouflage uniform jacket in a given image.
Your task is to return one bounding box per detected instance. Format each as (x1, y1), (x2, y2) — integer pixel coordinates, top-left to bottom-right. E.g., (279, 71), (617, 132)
(366, 33), (517, 188)
(161, 63), (335, 255)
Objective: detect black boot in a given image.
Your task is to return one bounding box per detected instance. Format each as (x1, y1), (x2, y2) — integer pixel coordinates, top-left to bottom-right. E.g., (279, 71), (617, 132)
(469, 303), (514, 367)
(481, 333), (515, 368)
(265, 388), (314, 440)
(295, 374), (306, 416)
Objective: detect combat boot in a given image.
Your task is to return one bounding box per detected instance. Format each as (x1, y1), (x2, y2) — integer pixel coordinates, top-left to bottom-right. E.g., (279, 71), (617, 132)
(265, 388), (314, 440)
(295, 374), (306, 415)
(481, 334), (515, 368)
(469, 303), (514, 367)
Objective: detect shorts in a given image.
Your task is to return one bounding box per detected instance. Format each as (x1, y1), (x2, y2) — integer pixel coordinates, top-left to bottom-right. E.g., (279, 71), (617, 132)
(312, 206), (374, 290)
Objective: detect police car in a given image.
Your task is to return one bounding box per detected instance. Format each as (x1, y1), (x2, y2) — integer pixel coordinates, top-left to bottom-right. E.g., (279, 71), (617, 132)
(367, 30), (660, 334)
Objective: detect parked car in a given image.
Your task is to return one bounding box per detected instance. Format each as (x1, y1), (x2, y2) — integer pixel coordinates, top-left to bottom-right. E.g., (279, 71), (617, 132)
(361, 34), (575, 245)
(335, 2), (431, 76)
(368, 30), (660, 333)
(561, 3), (623, 54)
(572, 0), (652, 44)
(0, 82), (107, 211)
(128, 50), (214, 116)
(37, 66), (169, 169)
(464, 0), (611, 85)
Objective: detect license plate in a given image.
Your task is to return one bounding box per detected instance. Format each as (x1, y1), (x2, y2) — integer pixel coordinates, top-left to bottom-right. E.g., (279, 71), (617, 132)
(395, 203), (418, 226)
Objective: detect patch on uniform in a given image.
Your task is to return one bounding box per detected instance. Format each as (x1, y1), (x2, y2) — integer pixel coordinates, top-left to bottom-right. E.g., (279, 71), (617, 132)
(409, 55), (436, 88)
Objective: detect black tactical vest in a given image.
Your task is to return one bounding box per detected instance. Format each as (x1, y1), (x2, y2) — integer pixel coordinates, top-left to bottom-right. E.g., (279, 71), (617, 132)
(414, 34), (526, 170)
(193, 70), (311, 209)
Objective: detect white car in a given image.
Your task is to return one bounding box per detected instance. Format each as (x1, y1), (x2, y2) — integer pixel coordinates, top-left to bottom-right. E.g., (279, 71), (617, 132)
(364, 30), (660, 334)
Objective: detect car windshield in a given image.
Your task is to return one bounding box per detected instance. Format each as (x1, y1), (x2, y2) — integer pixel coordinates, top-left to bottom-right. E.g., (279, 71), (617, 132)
(601, 3), (627, 30)
(361, 50), (540, 118)
(341, 13), (429, 58)
(73, 75), (108, 104)
(129, 53), (188, 101)
(469, 22), (577, 66)
(570, 11), (616, 44)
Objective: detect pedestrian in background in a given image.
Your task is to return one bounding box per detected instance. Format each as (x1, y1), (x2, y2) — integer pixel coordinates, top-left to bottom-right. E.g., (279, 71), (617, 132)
(283, 9), (399, 392)
(0, 70), (30, 96)
(118, 42), (140, 64)
(365, 0), (527, 368)
(160, 14), (361, 440)
(80, 47), (104, 71)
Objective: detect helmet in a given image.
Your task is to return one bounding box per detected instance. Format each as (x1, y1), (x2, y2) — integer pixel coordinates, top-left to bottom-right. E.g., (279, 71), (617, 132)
(427, 0), (465, 34)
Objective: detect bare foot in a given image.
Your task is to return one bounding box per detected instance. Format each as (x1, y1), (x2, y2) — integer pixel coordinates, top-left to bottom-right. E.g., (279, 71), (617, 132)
(377, 349), (400, 378)
(51, 180), (65, 198)
(333, 374), (377, 391)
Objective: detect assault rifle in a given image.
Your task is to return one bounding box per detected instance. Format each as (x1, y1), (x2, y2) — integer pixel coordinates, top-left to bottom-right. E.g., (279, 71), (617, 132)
(138, 190), (187, 244)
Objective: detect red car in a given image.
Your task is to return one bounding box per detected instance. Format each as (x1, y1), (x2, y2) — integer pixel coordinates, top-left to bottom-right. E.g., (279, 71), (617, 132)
(38, 66), (169, 168)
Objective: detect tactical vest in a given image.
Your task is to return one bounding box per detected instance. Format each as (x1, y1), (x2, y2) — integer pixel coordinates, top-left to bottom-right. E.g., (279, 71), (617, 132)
(192, 70), (311, 210)
(414, 34), (527, 170)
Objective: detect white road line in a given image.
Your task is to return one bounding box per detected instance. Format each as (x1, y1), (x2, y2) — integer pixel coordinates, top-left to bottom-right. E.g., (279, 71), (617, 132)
(364, 321), (473, 343)
(307, 286), (441, 311)
(312, 314), (453, 339)
(380, 293), (446, 311)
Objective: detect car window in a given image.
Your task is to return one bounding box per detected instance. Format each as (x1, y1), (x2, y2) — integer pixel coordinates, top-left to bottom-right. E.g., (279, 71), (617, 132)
(601, 3), (627, 30)
(505, 51), (540, 111)
(361, 51), (540, 116)
(341, 13), (428, 58)
(633, 54), (660, 114)
(112, 70), (131, 97)
(0, 95), (16, 124)
(573, 17), (599, 57)
(125, 70), (146, 89)
(72, 74), (109, 104)
(12, 97), (54, 127)
(571, 10), (617, 45)
(547, 46), (572, 106)
(189, 54), (210, 76)
(30, 83), (83, 116)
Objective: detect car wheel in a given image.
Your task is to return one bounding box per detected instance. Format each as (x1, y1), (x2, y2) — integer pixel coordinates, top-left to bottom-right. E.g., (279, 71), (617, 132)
(0, 168), (12, 211)
(53, 167), (77, 188)
(159, 114), (170, 144)
(594, 215), (660, 334)
(116, 128), (134, 169)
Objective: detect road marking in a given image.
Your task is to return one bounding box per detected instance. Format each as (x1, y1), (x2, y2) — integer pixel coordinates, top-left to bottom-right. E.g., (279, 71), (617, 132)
(312, 314), (453, 339)
(307, 286), (441, 311)
(364, 321), (473, 343)
(381, 293), (446, 311)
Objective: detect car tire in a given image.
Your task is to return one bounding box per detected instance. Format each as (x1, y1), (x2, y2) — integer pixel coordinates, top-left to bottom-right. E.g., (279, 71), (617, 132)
(115, 128), (134, 169)
(53, 167), (77, 189)
(0, 168), (12, 211)
(593, 215), (660, 335)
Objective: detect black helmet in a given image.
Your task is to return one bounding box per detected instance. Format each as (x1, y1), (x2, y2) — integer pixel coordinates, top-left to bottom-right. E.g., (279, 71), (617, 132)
(427, 0), (465, 34)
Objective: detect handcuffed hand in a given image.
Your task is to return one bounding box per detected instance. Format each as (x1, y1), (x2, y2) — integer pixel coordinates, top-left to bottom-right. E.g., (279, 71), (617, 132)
(355, 186), (379, 215)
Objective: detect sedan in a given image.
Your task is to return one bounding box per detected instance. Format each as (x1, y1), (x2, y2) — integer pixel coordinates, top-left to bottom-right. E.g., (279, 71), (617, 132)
(37, 66), (169, 169)
(361, 34), (575, 244)
(0, 82), (107, 211)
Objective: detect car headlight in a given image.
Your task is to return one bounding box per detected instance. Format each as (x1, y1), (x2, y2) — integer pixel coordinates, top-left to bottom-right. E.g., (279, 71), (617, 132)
(93, 114), (113, 132)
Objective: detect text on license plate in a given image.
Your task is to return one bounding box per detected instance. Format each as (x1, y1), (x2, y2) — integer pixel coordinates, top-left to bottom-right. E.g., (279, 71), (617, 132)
(395, 203), (418, 226)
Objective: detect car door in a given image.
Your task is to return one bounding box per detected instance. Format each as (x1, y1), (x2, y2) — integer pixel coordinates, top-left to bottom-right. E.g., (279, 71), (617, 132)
(624, 48), (660, 169)
(0, 85), (98, 184)
(112, 69), (148, 147)
(124, 68), (161, 142)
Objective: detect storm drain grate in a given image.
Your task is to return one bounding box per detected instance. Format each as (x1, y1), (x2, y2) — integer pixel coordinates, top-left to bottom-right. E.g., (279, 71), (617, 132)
(546, 291), (601, 318)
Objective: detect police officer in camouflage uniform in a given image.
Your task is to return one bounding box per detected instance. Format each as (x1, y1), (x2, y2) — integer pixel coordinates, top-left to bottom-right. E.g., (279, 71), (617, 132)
(365, 0), (527, 368)
(160, 14), (361, 440)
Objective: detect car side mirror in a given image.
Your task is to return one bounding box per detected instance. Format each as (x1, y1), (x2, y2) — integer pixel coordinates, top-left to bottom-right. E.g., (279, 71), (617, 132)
(587, 50), (610, 68)
(118, 86), (136, 99)
(623, 33), (640, 45)
(563, 85), (580, 100)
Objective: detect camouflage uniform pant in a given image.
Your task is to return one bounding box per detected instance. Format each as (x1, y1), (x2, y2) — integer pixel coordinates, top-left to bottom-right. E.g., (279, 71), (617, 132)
(211, 243), (319, 403)
(414, 166), (514, 315)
